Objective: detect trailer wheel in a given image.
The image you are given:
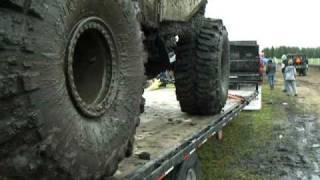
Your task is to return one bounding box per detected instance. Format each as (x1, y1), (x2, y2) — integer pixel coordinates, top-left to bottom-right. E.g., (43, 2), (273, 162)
(169, 154), (202, 180)
(175, 18), (230, 115)
(0, 0), (144, 179)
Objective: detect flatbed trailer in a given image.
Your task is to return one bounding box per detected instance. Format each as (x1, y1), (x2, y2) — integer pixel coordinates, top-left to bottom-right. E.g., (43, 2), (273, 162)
(113, 87), (258, 180)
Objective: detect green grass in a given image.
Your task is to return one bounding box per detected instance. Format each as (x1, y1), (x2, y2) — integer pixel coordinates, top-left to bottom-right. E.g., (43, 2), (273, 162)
(309, 58), (320, 65)
(198, 83), (287, 180)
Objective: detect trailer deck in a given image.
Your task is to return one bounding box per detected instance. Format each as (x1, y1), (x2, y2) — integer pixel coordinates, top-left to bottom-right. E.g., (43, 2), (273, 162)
(114, 87), (257, 179)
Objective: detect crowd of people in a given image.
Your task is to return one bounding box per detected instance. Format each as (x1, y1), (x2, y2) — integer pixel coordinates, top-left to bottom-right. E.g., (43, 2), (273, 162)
(264, 54), (298, 96)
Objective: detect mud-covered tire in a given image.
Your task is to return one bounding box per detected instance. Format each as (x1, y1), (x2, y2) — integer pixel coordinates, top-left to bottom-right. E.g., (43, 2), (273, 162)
(175, 18), (230, 115)
(0, 0), (144, 179)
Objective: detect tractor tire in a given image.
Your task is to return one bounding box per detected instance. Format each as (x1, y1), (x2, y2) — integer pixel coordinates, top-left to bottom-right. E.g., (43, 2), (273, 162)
(0, 0), (145, 179)
(175, 18), (230, 115)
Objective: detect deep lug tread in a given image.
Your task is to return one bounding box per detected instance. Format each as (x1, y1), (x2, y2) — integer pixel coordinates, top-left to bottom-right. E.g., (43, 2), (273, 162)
(0, 0), (145, 179)
(175, 18), (230, 115)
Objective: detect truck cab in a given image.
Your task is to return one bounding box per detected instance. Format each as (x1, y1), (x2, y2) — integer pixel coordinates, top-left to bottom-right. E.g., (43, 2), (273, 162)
(229, 41), (263, 87)
(229, 41), (263, 110)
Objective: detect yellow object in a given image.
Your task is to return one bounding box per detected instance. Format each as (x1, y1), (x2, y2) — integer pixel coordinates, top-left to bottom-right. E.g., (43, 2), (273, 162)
(146, 79), (162, 91)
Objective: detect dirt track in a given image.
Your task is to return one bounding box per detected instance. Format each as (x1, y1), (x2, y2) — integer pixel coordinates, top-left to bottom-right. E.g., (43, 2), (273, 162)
(297, 67), (320, 115)
(269, 66), (320, 179)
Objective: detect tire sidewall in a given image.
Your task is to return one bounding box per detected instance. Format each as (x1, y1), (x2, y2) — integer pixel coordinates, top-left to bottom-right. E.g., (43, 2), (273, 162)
(26, 0), (144, 177)
(220, 29), (230, 105)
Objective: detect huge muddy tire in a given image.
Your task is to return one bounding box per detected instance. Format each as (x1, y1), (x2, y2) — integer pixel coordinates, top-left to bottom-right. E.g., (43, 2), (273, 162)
(175, 18), (230, 115)
(0, 0), (145, 179)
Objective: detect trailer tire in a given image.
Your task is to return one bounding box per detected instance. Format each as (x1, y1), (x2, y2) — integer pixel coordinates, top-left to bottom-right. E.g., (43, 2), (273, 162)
(175, 18), (230, 115)
(0, 0), (144, 179)
(169, 153), (202, 180)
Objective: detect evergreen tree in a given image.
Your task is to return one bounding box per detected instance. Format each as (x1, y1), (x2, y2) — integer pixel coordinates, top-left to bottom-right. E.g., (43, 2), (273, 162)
(262, 46), (320, 58)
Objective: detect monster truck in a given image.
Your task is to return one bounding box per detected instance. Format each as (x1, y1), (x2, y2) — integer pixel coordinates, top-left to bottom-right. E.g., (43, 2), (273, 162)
(0, 0), (229, 178)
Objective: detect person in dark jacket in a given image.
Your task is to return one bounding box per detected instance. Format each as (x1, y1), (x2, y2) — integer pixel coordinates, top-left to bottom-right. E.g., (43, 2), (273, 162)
(266, 59), (276, 90)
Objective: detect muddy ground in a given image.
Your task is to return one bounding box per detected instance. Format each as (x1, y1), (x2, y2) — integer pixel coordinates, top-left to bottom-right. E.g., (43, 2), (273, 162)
(199, 66), (320, 180)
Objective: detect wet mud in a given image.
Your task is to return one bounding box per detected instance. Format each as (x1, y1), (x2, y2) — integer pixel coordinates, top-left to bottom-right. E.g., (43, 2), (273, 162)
(247, 67), (320, 179)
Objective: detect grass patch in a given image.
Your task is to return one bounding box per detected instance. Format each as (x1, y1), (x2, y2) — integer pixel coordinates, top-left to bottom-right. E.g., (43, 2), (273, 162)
(309, 58), (320, 65)
(198, 83), (287, 179)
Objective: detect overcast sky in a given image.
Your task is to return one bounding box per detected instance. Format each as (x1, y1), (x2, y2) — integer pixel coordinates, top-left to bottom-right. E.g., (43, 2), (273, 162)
(206, 0), (320, 49)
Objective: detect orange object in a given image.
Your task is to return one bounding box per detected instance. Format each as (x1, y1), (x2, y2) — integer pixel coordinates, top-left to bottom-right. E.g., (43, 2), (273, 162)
(295, 57), (302, 64)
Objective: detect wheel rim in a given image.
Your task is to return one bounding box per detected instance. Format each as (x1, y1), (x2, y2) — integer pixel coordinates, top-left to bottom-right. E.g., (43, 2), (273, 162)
(66, 17), (118, 118)
(186, 168), (197, 180)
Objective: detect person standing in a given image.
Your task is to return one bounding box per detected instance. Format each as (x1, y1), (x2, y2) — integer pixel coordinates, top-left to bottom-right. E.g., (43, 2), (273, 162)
(281, 54), (288, 92)
(266, 59), (276, 90)
(285, 59), (298, 96)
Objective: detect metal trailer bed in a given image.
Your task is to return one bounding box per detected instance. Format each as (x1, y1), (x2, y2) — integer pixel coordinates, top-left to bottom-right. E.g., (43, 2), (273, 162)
(114, 88), (258, 180)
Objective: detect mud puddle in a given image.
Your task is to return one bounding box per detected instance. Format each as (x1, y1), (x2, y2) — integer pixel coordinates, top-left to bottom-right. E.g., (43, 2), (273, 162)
(277, 113), (320, 180)
(243, 111), (320, 179)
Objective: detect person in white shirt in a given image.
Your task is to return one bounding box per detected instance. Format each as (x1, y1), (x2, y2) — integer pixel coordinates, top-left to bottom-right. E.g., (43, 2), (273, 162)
(281, 54), (288, 92)
(284, 59), (298, 96)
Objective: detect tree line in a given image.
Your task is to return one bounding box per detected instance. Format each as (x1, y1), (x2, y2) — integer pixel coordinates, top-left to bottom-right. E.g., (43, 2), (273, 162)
(262, 46), (320, 58)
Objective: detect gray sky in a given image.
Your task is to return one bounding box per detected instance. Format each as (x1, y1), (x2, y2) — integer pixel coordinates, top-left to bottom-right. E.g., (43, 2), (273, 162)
(206, 0), (320, 49)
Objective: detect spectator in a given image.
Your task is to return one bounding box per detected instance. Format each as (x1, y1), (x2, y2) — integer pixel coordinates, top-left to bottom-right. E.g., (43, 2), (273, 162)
(284, 59), (298, 96)
(281, 54), (288, 92)
(262, 57), (269, 66)
(266, 59), (276, 90)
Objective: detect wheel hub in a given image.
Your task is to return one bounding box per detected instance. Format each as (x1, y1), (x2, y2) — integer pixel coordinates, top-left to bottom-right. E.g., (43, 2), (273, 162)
(66, 17), (118, 118)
